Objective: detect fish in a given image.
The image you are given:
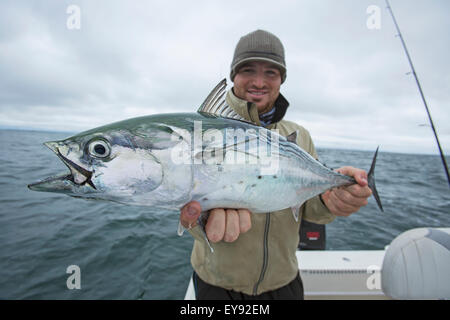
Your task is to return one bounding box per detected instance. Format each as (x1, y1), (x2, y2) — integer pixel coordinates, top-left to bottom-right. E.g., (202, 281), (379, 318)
(28, 79), (383, 250)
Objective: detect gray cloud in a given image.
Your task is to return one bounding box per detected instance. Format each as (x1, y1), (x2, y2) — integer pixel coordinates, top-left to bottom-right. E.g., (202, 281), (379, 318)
(0, 0), (449, 154)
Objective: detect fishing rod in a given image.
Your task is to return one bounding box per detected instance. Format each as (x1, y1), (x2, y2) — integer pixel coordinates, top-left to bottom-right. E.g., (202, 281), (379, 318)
(385, 0), (450, 188)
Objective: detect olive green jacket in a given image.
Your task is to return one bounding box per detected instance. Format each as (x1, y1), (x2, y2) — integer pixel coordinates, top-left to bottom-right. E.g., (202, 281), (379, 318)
(189, 89), (335, 295)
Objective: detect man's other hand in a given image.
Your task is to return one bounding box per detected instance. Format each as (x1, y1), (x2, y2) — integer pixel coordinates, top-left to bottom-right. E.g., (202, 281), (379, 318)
(321, 166), (372, 217)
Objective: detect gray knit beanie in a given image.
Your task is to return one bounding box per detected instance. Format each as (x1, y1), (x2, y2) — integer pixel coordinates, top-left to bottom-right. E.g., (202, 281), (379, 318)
(230, 30), (286, 83)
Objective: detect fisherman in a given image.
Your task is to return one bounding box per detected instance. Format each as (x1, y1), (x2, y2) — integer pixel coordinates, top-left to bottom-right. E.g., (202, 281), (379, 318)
(180, 30), (372, 299)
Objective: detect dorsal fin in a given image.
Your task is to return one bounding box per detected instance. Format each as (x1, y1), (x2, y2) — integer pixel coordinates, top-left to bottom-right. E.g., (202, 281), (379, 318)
(197, 79), (253, 123)
(286, 130), (298, 144)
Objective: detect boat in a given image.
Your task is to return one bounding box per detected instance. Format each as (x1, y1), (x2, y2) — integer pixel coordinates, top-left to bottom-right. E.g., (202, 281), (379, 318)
(184, 227), (450, 300)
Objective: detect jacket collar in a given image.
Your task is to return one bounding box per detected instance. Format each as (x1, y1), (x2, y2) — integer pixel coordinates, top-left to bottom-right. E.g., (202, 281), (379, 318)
(225, 88), (290, 129)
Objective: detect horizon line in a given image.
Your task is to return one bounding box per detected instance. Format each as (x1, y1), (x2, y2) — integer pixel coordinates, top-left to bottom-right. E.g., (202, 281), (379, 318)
(0, 126), (446, 157)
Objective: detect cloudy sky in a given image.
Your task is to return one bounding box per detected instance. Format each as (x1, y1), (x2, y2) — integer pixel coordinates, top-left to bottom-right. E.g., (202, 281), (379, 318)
(1, 0), (449, 155)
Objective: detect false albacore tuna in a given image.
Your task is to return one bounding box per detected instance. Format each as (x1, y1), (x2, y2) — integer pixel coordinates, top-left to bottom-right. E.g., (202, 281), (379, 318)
(28, 79), (383, 249)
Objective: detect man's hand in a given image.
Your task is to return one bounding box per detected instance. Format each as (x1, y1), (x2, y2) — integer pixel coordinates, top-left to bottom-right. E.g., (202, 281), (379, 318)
(180, 201), (252, 243)
(321, 166), (372, 217)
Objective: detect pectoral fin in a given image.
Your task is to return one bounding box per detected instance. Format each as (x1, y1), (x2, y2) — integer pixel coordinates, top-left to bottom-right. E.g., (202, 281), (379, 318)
(198, 211), (214, 253)
(177, 212), (214, 253)
(291, 203), (302, 222)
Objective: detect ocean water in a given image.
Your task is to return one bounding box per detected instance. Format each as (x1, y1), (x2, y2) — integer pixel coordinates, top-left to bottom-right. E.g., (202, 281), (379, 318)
(0, 129), (449, 299)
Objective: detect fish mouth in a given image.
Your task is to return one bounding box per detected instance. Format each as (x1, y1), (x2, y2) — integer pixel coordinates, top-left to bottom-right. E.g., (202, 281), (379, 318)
(28, 141), (96, 192)
(53, 147), (97, 190)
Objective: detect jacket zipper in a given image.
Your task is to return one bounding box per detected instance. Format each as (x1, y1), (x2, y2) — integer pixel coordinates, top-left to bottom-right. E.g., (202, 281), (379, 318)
(253, 212), (271, 295)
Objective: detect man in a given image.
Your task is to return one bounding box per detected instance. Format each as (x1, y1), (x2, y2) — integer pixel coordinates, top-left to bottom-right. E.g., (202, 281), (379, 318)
(180, 30), (372, 299)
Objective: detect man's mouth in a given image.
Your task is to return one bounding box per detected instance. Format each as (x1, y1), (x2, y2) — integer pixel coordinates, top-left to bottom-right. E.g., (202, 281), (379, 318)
(247, 90), (268, 97)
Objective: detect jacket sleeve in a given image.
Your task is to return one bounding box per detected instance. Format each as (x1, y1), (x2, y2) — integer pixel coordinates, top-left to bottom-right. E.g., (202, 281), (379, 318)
(295, 125), (336, 225)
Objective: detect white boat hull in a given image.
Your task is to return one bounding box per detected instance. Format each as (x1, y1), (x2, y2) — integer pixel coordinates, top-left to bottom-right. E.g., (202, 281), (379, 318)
(297, 250), (387, 300)
(184, 249), (388, 300)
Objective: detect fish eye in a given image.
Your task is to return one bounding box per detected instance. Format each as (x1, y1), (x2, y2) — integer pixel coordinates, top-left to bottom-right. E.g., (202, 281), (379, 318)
(88, 139), (111, 158)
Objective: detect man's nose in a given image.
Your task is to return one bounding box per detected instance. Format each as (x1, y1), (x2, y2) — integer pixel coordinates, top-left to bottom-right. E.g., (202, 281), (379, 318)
(251, 72), (265, 88)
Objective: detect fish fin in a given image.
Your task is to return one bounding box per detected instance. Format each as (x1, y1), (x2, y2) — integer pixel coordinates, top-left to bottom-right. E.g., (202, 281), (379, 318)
(177, 220), (186, 236)
(291, 203), (302, 222)
(197, 79), (226, 113)
(178, 214), (214, 253)
(197, 79), (253, 124)
(203, 231), (214, 253)
(198, 212), (214, 253)
(367, 146), (384, 212)
(286, 130), (299, 145)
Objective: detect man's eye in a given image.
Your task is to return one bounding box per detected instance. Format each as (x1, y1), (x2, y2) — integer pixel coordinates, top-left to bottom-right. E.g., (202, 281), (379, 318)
(266, 70), (279, 76)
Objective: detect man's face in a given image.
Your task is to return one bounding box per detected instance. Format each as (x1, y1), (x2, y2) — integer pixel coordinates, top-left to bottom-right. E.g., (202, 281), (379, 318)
(233, 61), (282, 114)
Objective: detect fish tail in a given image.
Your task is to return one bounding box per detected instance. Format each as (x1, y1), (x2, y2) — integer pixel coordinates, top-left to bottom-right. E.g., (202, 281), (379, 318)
(367, 146), (384, 212)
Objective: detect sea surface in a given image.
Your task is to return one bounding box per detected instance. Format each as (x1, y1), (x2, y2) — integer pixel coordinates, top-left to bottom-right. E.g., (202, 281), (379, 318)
(0, 129), (449, 299)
